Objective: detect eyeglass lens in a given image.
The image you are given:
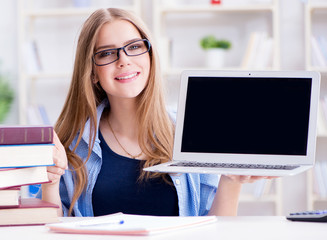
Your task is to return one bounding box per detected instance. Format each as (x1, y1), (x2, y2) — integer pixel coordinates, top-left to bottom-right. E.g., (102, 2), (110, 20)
(94, 39), (150, 66)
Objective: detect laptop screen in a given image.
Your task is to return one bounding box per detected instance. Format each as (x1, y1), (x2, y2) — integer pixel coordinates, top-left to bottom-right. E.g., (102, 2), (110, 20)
(181, 76), (312, 156)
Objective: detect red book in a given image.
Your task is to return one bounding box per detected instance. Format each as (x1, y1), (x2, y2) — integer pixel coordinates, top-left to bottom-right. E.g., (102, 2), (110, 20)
(0, 167), (50, 189)
(211, 0), (221, 4)
(0, 125), (53, 145)
(0, 187), (21, 207)
(0, 198), (59, 226)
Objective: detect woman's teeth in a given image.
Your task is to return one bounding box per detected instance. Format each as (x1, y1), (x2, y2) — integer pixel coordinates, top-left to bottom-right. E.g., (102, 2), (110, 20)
(116, 73), (137, 80)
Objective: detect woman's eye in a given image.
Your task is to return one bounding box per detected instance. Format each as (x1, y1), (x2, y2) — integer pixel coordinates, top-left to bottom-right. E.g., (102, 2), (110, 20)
(128, 44), (141, 51)
(99, 50), (115, 58)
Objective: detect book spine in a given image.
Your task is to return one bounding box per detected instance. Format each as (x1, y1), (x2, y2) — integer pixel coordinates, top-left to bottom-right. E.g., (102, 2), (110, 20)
(0, 126), (53, 145)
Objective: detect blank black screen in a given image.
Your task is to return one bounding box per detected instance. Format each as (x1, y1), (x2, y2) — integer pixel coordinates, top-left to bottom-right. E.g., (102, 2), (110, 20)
(181, 77), (312, 155)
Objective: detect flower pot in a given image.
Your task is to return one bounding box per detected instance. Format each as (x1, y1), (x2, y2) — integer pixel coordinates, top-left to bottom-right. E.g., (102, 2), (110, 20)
(205, 48), (226, 69)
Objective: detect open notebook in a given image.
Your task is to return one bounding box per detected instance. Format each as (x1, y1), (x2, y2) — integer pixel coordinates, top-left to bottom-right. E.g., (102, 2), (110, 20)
(47, 213), (217, 236)
(144, 70), (320, 176)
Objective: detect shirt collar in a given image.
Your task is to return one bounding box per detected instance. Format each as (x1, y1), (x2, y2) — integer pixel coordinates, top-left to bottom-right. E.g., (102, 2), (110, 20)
(81, 99), (108, 147)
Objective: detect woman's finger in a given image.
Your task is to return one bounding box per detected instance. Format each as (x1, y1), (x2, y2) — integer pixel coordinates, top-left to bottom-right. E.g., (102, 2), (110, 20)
(47, 166), (65, 175)
(47, 172), (62, 183)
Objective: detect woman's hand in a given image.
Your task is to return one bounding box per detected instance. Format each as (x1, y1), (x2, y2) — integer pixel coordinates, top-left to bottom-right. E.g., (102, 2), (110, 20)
(45, 131), (68, 186)
(208, 175), (278, 216)
(223, 175), (277, 184)
(42, 131), (68, 217)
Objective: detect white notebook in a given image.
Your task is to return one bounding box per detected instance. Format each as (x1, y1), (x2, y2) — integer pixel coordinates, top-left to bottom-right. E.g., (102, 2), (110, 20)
(47, 213), (217, 236)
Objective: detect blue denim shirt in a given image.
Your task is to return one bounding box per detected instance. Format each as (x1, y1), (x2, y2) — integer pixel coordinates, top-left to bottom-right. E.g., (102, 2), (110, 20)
(38, 100), (219, 217)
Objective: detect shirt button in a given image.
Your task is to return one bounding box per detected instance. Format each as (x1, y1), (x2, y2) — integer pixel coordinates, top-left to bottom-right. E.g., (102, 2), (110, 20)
(175, 179), (180, 185)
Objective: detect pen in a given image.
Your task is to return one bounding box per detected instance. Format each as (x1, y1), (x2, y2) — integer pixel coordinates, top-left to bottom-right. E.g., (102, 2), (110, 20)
(78, 219), (124, 227)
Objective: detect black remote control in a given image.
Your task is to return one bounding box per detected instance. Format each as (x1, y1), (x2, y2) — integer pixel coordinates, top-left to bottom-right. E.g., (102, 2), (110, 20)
(286, 210), (327, 222)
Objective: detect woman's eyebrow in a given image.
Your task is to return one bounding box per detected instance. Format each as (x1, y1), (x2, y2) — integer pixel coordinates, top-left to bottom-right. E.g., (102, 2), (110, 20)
(95, 38), (143, 52)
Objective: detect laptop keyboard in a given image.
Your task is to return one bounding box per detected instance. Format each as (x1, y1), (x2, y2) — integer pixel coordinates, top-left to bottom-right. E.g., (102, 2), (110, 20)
(170, 162), (299, 170)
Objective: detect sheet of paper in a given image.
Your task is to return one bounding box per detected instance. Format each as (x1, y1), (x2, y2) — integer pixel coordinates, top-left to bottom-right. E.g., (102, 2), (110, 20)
(47, 213), (217, 236)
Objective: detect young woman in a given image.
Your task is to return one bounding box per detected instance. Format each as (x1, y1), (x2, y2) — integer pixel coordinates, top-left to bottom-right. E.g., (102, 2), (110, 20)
(40, 8), (268, 217)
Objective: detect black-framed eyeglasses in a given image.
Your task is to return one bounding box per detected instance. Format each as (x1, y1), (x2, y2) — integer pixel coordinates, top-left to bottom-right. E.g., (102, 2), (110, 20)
(92, 39), (151, 66)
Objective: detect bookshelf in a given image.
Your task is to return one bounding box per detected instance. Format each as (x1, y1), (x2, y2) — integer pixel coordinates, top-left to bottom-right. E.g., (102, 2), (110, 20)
(17, 0), (142, 198)
(152, 0), (281, 109)
(17, 0), (284, 215)
(239, 178), (283, 215)
(304, 0), (327, 211)
(17, 0), (142, 125)
(152, 0), (280, 74)
(152, 0), (282, 215)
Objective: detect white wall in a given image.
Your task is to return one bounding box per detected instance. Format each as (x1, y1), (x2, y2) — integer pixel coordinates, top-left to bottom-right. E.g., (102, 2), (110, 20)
(0, 0), (18, 124)
(0, 0), (318, 215)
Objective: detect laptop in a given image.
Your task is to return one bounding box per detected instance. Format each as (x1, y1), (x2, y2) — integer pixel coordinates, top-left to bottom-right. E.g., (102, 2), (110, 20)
(144, 70), (321, 176)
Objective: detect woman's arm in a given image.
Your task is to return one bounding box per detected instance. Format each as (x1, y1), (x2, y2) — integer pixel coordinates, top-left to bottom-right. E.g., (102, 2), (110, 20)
(208, 175), (273, 216)
(42, 131), (68, 217)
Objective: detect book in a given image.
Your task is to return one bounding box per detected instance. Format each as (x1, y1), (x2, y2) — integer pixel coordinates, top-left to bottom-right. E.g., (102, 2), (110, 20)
(0, 143), (54, 168)
(0, 125), (53, 145)
(320, 161), (327, 198)
(0, 187), (20, 207)
(0, 198), (59, 226)
(253, 178), (267, 198)
(0, 167), (50, 189)
(313, 162), (327, 198)
(47, 213), (217, 236)
(27, 105), (51, 125)
(24, 39), (42, 74)
(311, 36), (326, 67)
(241, 31), (269, 69)
(317, 36), (327, 62)
(317, 99), (327, 136)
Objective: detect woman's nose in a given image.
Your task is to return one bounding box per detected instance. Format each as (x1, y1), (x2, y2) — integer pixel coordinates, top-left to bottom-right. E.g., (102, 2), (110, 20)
(116, 49), (130, 68)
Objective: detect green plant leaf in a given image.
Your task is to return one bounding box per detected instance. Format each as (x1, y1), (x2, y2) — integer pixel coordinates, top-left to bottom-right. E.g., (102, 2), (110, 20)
(0, 72), (14, 123)
(200, 35), (231, 49)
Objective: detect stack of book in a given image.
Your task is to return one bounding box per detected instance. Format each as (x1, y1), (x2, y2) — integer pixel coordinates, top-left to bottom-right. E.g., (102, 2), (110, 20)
(0, 125), (59, 226)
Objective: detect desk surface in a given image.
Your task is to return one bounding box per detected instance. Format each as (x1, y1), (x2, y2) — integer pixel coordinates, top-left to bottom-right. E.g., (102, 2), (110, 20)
(1, 216), (326, 240)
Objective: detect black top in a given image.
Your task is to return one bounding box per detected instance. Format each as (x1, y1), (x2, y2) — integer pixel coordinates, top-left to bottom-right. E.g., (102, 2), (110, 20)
(92, 130), (179, 216)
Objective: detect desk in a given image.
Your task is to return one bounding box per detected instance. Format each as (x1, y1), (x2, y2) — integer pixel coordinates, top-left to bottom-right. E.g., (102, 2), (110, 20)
(1, 216), (326, 240)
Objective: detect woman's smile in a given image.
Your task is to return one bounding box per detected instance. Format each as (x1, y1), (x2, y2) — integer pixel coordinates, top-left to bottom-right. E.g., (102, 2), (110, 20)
(115, 72), (140, 83)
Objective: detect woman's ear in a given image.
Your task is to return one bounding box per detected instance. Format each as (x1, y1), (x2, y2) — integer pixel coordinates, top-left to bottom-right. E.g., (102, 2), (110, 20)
(92, 75), (98, 84)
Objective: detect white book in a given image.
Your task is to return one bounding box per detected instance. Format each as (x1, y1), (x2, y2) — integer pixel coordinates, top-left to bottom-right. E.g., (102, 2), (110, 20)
(26, 105), (43, 125)
(311, 36), (327, 67)
(241, 32), (267, 69)
(253, 37), (273, 70)
(317, 99), (327, 136)
(24, 40), (42, 74)
(321, 96), (327, 125)
(0, 167), (49, 189)
(317, 36), (327, 62)
(320, 161), (327, 197)
(313, 162), (327, 197)
(253, 178), (267, 198)
(0, 144), (54, 168)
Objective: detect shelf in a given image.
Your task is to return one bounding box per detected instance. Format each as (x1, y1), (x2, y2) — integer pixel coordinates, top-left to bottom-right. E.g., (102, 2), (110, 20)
(308, 3), (327, 10)
(25, 72), (72, 79)
(23, 6), (136, 17)
(239, 194), (279, 202)
(307, 67), (327, 74)
(158, 4), (275, 14)
(163, 66), (277, 77)
(311, 194), (327, 202)
(163, 67), (244, 77)
(17, 0), (142, 124)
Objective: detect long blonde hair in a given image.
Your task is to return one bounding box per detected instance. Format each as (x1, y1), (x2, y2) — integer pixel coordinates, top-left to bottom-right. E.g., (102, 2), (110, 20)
(55, 8), (174, 216)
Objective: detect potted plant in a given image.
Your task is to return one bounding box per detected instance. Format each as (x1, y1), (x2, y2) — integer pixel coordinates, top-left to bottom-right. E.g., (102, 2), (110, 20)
(200, 35), (231, 68)
(0, 66), (14, 123)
